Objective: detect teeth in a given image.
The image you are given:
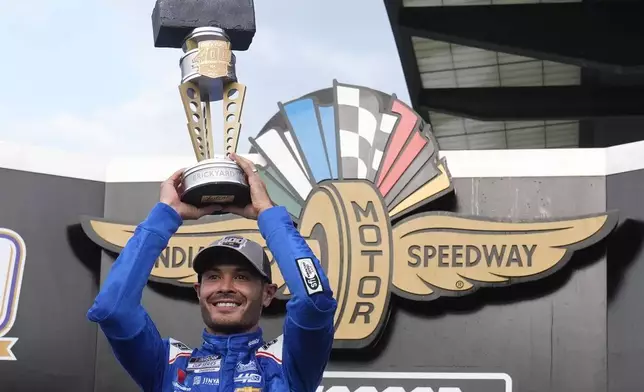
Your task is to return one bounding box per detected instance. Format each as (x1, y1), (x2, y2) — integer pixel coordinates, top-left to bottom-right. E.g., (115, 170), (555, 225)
(215, 302), (239, 307)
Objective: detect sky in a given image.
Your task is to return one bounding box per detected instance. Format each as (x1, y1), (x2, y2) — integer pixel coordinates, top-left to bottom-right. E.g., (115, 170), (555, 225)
(0, 0), (410, 159)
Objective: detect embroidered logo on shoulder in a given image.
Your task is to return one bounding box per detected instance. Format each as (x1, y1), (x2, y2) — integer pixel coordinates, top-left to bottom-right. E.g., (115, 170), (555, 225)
(256, 335), (283, 364)
(296, 258), (324, 295)
(259, 337), (279, 351)
(169, 338), (192, 364)
(187, 355), (222, 373)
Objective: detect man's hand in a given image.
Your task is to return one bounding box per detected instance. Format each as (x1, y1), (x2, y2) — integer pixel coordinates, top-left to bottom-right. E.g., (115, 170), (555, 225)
(221, 153), (274, 220)
(160, 168), (221, 220)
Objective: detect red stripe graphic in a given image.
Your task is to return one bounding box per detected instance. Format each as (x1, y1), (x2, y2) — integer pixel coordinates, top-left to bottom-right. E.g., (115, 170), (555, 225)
(376, 100), (418, 186)
(169, 352), (191, 364)
(256, 352), (282, 364)
(378, 131), (427, 196)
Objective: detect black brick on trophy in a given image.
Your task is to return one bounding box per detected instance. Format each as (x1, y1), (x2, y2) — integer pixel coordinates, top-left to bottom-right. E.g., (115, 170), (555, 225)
(151, 0), (256, 50)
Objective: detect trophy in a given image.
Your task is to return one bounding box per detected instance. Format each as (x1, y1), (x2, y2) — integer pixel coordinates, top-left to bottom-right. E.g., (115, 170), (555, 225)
(152, 0), (257, 211)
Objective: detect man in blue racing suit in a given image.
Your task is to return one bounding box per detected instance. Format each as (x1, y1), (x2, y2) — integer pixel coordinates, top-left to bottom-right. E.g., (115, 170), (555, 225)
(87, 153), (337, 392)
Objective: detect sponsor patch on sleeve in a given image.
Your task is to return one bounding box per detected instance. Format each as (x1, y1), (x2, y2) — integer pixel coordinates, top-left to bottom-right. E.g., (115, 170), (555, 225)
(296, 257), (324, 296)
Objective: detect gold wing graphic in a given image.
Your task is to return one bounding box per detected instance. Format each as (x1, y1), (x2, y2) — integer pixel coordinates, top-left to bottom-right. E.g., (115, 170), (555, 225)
(391, 211), (618, 300)
(80, 215), (287, 289)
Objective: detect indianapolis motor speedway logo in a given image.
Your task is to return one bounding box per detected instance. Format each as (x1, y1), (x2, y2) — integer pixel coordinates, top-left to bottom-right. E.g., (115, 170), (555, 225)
(81, 81), (618, 350)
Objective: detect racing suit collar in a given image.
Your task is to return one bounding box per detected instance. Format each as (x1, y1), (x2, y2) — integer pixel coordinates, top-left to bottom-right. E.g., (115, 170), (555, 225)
(201, 327), (264, 354)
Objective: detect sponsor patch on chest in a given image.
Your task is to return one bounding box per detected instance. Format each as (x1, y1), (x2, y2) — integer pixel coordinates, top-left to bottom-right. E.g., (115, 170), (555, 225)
(193, 375), (220, 386)
(187, 355), (222, 373)
(234, 372), (262, 384)
(236, 360), (258, 372)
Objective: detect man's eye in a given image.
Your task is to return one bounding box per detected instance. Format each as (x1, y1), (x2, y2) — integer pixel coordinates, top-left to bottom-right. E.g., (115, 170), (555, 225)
(235, 275), (249, 280)
(207, 275), (219, 280)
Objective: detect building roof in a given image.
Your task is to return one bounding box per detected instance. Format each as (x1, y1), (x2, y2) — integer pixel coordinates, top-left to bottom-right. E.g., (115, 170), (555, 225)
(387, 0), (583, 150)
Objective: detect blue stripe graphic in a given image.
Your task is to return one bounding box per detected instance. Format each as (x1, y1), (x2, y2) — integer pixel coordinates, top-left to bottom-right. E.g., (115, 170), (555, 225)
(283, 99), (332, 182)
(317, 105), (338, 179)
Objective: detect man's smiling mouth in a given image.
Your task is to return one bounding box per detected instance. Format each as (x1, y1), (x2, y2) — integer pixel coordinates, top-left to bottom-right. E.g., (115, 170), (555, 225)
(212, 299), (242, 308)
(215, 302), (240, 307)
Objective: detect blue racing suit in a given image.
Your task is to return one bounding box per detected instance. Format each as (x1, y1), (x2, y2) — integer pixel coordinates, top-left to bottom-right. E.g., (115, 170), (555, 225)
(87, 202), (337, 392)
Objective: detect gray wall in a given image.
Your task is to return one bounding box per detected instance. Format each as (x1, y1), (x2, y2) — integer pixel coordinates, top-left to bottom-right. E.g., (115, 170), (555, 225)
(95, 177), (609, 392)
(0, 166), (637, 392)
(0, 168), (105, 392)
(606, 168), (644, 392)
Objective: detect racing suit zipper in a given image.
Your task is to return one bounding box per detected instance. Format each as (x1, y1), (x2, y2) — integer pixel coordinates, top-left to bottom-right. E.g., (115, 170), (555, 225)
(218, 339), (237, 392)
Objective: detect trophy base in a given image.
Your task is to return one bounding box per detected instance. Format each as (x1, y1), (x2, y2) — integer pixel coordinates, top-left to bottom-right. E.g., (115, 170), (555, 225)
(180, 158), (250, 214)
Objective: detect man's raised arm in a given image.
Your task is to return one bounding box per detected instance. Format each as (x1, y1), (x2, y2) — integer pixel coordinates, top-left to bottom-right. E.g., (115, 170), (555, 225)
(87, 202), (181, 391)
(259, 205), (337, 392)
(87, 169), (217, 392)
(221, 153), (338, 392)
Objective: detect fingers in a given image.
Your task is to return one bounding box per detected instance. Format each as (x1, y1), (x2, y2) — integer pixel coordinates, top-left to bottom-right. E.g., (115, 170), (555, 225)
(230, 153), (258, 178)
(166, 168), (186, 185)
(182, 204), (223, 220)
(231, 153), (264, 190)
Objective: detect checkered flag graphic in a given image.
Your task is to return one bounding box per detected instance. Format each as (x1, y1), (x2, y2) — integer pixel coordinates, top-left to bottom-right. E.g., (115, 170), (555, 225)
(367, 110), (398, 182)
(335, 83), (384, 180)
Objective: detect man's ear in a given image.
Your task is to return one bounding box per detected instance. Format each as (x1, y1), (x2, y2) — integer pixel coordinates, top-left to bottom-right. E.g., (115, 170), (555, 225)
(262, 283), (278, 307)
(193, 283), (201, 299)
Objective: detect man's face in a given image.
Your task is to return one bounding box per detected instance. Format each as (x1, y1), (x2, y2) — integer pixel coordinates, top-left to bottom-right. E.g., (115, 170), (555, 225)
(194, 258), (277, 335)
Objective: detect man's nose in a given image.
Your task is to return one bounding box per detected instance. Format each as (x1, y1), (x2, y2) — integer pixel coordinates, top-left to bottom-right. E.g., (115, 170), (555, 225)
(216, 275), (236, 292)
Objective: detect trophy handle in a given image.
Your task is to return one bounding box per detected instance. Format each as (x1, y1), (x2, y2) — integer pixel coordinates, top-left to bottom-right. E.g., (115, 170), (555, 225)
(179, 81), (214, 161)
(223, 82), (247, 155)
